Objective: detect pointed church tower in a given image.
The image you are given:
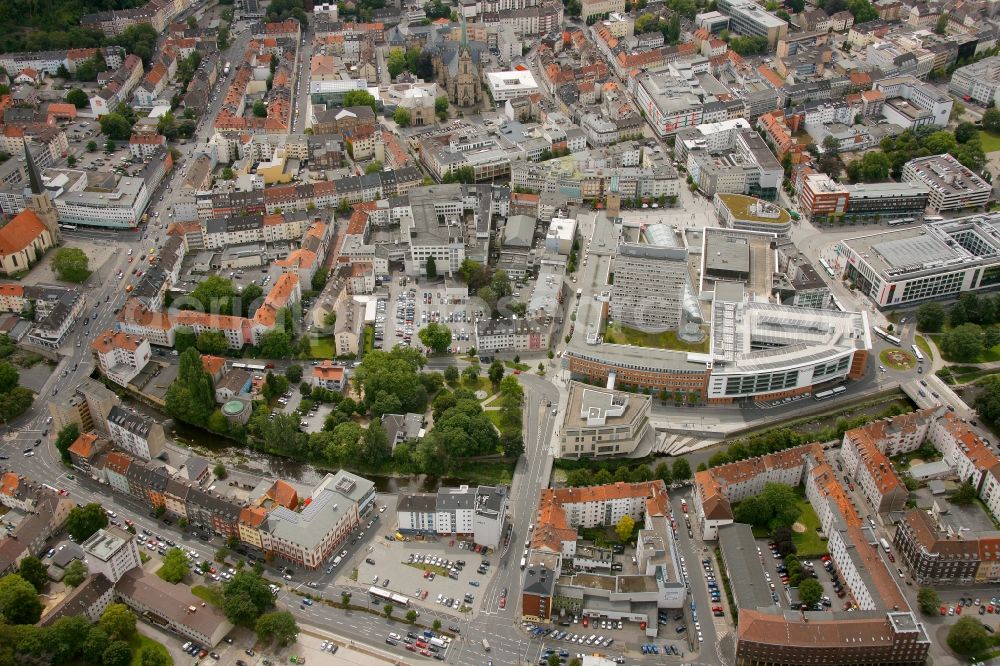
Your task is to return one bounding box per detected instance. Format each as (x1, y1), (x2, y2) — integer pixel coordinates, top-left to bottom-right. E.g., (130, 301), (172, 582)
(24, 143), (59, 241)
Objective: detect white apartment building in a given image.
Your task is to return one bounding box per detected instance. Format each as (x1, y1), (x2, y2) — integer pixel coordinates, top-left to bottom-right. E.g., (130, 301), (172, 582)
(106, 405), (166, 461)
(486, 70), (540, 102)
(397, 485), (509, 548)
(91, 331), (151, 388)
(82, 527), (142, 584)
(55, 176), (150, 229)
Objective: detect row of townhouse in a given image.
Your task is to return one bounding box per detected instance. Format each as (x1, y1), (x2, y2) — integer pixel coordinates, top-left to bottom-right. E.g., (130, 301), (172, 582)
(193, 165), (423, 220)
(90, 54), (145, 116)
(81, 0), (193, 36)
(0, 46), (124, 77)
(83, 445), (375, 569)
(117, 272), (303, 349)
(0, 124), (69, 168)
(133, 47), (179, 108)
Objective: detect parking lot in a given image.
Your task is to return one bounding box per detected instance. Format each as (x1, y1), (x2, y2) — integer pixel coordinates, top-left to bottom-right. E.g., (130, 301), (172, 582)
(333, 507), (502, 619)
(377, 275), (537, 354)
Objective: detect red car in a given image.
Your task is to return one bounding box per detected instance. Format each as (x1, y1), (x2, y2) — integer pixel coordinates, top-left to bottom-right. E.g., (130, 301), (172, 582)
(420, 650), (432, 657)
(989, 605), (995, 613)
(423, 570), (430, 578)
(956, 606), (962, 615)
(940, 606), (947, 616)
(499, 597), (506, 609)
(405, 644), (417, 652)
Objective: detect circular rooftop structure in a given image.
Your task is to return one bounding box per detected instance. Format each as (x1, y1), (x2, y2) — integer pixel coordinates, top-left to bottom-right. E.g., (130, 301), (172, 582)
(715, 193), (792, 235)
(222, 400), (245, 416)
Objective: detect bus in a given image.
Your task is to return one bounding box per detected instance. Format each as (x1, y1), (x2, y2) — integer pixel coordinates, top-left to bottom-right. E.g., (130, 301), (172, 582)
(59, 224), (77, 231)
(924, 216), (944, 222)
(911, 344), (924, 362)
(819, 258), (836, 279)
(814, 386), (847, 401)
(830, 295), (844, 312)
(369, 586), (409, 607)
(224, 61), (231, 76)
(887, 218), (914, 227)
(872, 326), (901, 346)
(233, 363), (267, 371)
(880, 538), (891, 553)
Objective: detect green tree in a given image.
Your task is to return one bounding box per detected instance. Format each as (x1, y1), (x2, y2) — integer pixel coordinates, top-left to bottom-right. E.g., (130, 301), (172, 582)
(252, 100), (268, 117)
(950, 480), (978, 505)
(48, 614), (92, 663)
(54, 422), (79, 464)
(101, 641), (132, 666)
(196, 330), (229, 355)
(916, 301), (946, 333)
(406, 609), (418, 622)
(384, 602), (394, 618)
(798, 578), (823, 607)
(393, 107), (412, 127)
(941, 323), (985, 362)
(260, 330), (294, 358)
(917, 586), (940, 615)
(63, 559), (88, 587)
(255, 610), (299, 646)
(223, 571), (275, 625)
(87, 140), (98, 152)
(364, 160), (384, 174)
(139, 642), (172, 666)
(342, 90), (378, 112)
(65, 502), (108, 541)
(214, 463), (227, 479)
(189, 275), (237, 314)
(418, 322), (452, 354)
(426, 255), (437, 279)
(341, 592), (352, 606)
(52, 247), (91, 282)
(99, 113), (132, 140)
(165, 348), (216, 427)
(66, 88), (88, 108)
(158, 548), (189, 584)
(983, 108), (1000, 133)
(547, 655), (562, 666)
(361, 417), (391, 465)
(17, 556), (48, 592)
(946, 617), (992, 657)
(0, 362), (15, 394)
(444, 365), (459, 384)
(99, 603), (136, 641)
(955, 122), (979, 144)
(0, 573), (41, 624)
(672, 457), (692, 481)
(285, 364), (303, 383)
(311, 267), (329, 291)
(655, 461), (673, 485)
(615, 515), (635, 542)
(488, 359), (505, 385)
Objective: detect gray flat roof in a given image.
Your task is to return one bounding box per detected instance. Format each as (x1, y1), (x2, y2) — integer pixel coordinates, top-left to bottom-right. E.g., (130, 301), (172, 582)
(719, 523), (776, 611)
(705, 234), (751, 274)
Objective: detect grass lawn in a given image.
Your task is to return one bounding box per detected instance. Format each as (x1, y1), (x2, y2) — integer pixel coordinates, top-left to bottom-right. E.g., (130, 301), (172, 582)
(879, 348), (917, 370)
(979, 130), (1000, 153)
(129, 633), (173, 666)
(792, 499), (827, 558)
(485, 409), (505, 430)
(309, 336), (335, 359)
(460, 376), (493, 394)
(504, 360), (530, 371)
(603, 324), (710, 353)
(191, 584), (223, 607)
(915, 335), (934, 362)
(928, 332), (1000, 363)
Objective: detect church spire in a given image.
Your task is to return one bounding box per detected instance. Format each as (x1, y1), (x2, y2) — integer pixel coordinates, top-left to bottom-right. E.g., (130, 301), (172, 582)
(460, 14), (468, 47)
(24, 143), (43, 195)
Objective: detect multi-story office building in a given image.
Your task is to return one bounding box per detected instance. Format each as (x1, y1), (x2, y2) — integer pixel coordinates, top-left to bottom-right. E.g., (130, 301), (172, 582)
(949, 56), (1000, 107)
(717, 0), (788, 47)
(475, 317), (553, 354)
(874, 75), (952, 128)
(81, 527), (142, 584)
(686, 129), (783, 200)
(610, 243), (688, 332)
(840, 214), (1000, 307)
(559, 382), (652, 458)
(901, 154), (990, 213)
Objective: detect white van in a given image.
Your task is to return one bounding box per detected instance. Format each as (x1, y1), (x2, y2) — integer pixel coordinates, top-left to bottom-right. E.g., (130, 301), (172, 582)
(482, 639), (491, 652)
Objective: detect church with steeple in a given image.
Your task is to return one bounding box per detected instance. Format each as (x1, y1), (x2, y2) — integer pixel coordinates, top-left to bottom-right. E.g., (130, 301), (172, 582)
(432, 18), (483, 108)
(23, 144), (60, 243)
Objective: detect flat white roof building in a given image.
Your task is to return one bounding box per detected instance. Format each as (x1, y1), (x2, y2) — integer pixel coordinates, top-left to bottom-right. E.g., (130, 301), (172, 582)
(486, 70), (539, 102)
(901, 154), (990, 213)
(546, 216), (577, 255)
